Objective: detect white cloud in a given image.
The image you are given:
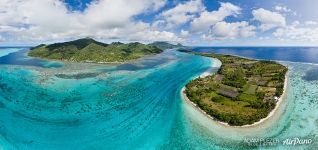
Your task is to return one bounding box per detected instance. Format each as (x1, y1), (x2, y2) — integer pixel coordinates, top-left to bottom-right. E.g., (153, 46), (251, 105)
(305, 21), (318, 25)
(274, 5), (291, 13)
(129, 30), (182, 42)
(273, 24), (318, 42)
(82, 0), (166, 29)
(0, 0), (179, 43)
(0, 25), (27, 32)
(271, 19), (318, 43)
(0, 35), (4, 42)
(252, 8), (286, 31)
(190, 2), (241, 33)
(291, 21), (300, 27)
(3, 0), (316, 46)
(180, 30), (189, 38)
(149, 0), (167, 11)
(0, 0), (27, 26)
(203, 21), (255, 40)
(156, 0), (204, 29)
(258, 36), (270, 40)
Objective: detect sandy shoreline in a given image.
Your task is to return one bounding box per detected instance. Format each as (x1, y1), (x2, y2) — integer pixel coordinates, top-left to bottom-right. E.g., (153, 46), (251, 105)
(181, 57), (289, 128)
(199, 58), (222, 78)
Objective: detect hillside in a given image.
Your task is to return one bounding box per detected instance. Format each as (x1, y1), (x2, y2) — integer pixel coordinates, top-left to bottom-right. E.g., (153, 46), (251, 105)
(149, 41), (185, 50)
(28, 38), (163, 63)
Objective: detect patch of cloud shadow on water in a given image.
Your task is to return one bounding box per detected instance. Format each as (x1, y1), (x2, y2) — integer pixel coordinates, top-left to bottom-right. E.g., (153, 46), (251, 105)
(0, 83), (12, 93)
(10, 110), (81, 126)
(114, 55), (173, 71)
(55, 72), (101, 79)
(0, 101), (5, 108)
(0, 49), (63, 68)
(115, 64), (141, 71)
(98, 51), (179, 72)
(302, 67), (318, 81)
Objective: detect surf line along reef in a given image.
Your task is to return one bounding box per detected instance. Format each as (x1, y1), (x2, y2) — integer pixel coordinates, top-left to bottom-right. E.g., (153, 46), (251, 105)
(181, 51), (288, 126)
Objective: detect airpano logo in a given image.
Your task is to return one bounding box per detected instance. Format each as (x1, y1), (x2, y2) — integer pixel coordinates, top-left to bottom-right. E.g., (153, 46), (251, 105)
(244, 137), (280, 147)
(243, 137), (313, 147)
(283, 138), (313, 145)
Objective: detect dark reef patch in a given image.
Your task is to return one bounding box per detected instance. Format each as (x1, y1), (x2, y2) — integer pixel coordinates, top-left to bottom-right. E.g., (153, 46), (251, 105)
(0, 101), (4, 108)
(55, 72), (101, 79)
(302, 67), (318, 81)
(0, 83), (12, 93)
(11, 110), (81, 126)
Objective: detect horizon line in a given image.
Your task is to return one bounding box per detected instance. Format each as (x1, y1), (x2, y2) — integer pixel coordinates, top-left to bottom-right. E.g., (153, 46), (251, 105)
(1, 45), (318, 48)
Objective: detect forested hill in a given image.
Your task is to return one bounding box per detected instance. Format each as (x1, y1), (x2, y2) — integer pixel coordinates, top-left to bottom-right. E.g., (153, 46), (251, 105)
(28, 38), (163, 63)
(149, 41), (185, 50)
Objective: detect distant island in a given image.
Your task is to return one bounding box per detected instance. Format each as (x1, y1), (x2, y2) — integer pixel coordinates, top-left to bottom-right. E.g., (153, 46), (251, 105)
(28, 38), (183, 63)
(148, 41), (186, 50)
(183, 52), (288, 126)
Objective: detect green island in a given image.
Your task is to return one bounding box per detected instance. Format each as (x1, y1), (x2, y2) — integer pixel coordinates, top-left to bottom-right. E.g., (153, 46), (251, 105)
(28, 38), (175, 63)
(184, 52), (288, 126)
(149, 41), (186, 50)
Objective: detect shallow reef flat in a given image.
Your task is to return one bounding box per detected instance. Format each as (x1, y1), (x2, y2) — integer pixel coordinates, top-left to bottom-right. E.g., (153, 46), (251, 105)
(0, 48), (317, 149)
(0, 50), (213, 149)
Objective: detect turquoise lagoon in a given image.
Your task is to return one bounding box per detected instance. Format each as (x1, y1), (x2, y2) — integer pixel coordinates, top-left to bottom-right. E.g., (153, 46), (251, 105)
(0, 48), (317, 149)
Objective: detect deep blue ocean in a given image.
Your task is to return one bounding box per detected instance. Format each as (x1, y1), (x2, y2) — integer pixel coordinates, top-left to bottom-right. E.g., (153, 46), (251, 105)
(192, 47), (318, 63)
(0, 48), (62, 68)
(0, 47), (317, 150)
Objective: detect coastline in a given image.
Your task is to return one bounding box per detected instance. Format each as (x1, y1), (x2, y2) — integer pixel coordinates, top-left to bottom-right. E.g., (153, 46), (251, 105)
(181, 57), (289, 128)
(25, 50), (159, 65)
(198, 58), (221, 78)
(199, 52), (318, 66)
(27, 54), (125, 65)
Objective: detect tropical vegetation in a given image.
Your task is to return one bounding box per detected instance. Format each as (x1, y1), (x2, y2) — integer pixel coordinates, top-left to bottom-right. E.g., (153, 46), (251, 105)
(28, 38), (163, 63)
(184, 52), (288, 126)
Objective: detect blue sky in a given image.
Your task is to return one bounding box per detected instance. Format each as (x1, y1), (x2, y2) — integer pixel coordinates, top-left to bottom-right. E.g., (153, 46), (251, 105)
(1, 0), (318, 46)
